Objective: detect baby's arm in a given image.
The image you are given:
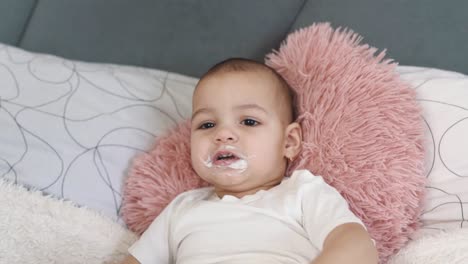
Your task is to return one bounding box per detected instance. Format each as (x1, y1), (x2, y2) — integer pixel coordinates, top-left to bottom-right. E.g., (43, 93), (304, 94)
(298, 172), (378, 264)
(311, 222), (378, 264)
(120, 255), (141, 264)
(121, 193), (178, 264)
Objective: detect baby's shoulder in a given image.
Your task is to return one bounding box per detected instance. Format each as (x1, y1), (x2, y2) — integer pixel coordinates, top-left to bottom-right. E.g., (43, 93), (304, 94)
(283, 169), (337, 199)
(287, 169), (326, 188)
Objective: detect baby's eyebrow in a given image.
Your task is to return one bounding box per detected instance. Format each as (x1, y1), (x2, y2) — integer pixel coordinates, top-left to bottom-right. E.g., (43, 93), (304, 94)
(191, 107), (213, 120)
(234, 104), (268, 114)
(191, 104), (268, 120)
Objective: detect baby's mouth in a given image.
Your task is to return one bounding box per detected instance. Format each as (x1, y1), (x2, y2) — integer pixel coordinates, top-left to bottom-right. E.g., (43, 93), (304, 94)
(212, 151), (241, 167)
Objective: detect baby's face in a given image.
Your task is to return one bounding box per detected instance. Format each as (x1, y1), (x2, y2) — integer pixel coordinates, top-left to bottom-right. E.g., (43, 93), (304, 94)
(190, 71), (290, 197)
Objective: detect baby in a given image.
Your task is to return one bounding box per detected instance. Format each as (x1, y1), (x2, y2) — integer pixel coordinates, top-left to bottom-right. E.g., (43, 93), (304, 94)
(122, 58), (378, 264)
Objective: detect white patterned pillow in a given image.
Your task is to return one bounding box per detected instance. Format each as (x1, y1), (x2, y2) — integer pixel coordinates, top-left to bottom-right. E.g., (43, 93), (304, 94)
(398, 66), (468, 232)
(0, 43), (197, 221)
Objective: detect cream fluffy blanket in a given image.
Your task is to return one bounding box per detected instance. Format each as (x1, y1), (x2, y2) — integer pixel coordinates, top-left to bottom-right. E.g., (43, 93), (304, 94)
(388, 228), (468, 264)
(0, 179), (137, 264)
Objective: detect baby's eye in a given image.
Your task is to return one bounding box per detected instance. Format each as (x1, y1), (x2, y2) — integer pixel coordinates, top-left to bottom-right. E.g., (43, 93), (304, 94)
(198, 122), (215, 129)
(241, 118), (259, 127)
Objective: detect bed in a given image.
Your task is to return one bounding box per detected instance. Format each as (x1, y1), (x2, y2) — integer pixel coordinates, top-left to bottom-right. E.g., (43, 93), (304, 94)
(1, 1), (467, 263)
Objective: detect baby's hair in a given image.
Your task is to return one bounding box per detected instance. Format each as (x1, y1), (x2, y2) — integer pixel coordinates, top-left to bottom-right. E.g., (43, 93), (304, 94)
(199, 58), (297, 122)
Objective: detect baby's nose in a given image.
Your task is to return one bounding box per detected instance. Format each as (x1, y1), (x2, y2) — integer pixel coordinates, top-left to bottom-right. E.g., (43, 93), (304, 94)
(215, 127), (237, 143)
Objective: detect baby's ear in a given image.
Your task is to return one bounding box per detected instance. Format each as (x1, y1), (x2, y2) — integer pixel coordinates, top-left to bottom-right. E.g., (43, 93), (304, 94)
(284, 122), (302, 160)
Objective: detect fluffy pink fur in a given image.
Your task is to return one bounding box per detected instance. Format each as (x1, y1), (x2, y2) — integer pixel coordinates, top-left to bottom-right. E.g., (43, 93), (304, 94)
(122, 23), (426, 263)
(121, 120), (208, 235)
(266, 23), (426, 262)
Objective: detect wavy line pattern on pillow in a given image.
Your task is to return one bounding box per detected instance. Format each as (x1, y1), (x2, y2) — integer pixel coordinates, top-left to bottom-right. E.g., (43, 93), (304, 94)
(0, 43), (197, 221)
(397, 66), (468, 232)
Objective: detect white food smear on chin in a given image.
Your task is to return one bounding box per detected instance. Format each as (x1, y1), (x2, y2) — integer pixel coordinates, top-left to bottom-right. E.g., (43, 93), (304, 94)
(227, 159), (247, 170)
(203, 156), (214, 168)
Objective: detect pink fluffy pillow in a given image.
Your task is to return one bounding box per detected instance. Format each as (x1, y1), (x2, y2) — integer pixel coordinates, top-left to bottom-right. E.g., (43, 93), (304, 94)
(266, 23), (426, 262)
(121, 120), (208, 235)
(122, 23), (426, 262)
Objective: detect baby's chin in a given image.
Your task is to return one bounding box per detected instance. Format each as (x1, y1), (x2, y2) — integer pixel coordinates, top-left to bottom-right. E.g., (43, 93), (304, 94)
(200, 169), (249, 186)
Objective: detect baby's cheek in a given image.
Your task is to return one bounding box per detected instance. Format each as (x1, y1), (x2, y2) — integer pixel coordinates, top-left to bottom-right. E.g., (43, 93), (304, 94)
(191, 153), (208, 176)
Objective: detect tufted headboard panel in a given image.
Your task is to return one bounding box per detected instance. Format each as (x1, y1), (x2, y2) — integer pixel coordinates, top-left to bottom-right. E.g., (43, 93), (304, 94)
(291, 0), (468, 76)
(1, 0), (467, 76)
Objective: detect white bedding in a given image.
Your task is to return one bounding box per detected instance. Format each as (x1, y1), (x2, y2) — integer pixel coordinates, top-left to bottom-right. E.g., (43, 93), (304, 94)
(388, 228), (468, 264)
(0, 178), (137, 263)
(398, 66), (468, 231)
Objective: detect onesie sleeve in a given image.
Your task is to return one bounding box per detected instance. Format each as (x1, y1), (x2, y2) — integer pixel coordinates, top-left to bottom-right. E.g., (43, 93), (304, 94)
(127, 201), (173, 264)
(298, 171), (365, 251)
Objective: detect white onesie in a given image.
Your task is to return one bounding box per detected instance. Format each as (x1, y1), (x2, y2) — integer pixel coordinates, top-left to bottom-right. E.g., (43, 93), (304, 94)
(128, 169), (365, 264)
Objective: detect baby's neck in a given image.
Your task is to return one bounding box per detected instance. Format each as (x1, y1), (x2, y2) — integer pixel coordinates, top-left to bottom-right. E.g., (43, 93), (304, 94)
(214, 179), (283, 199)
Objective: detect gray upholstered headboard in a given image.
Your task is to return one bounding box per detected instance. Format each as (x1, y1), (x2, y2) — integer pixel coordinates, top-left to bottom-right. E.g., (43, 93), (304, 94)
(1, 0), (467, 77)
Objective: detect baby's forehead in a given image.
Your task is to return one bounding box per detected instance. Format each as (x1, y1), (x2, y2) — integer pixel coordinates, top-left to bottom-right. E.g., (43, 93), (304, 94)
(195, 69), (285, 96)
(194, 70), (293, 123)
